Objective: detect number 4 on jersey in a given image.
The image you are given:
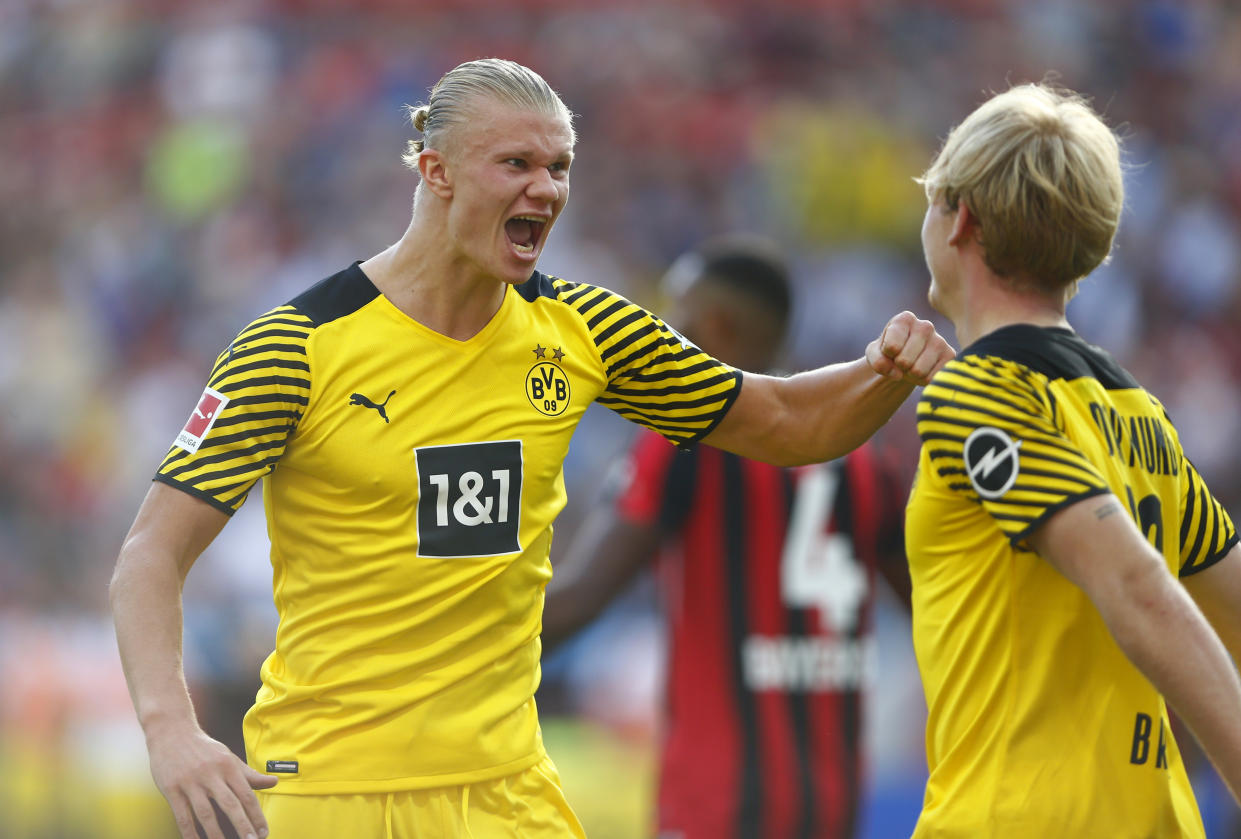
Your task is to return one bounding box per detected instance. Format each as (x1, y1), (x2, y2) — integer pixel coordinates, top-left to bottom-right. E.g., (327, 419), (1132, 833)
(781, 464), (868, 633)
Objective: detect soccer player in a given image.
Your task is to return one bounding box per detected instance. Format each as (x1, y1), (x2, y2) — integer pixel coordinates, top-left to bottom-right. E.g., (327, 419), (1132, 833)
(542, 235), (912, 839)
(907, 82), (1241, 837)
(109, 58), (953, 839)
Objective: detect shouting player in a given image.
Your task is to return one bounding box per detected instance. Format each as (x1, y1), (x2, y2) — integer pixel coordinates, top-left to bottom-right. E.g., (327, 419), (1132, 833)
(110, 58), (953, 839)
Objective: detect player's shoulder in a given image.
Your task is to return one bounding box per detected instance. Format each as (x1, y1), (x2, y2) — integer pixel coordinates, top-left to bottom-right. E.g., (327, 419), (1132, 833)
(925, 325), (1133, 402)
(284, 261), (381, 327)
(219, 263), (379, 374)
(959, 324), (1136, 388)
(515, 271), (635, 314)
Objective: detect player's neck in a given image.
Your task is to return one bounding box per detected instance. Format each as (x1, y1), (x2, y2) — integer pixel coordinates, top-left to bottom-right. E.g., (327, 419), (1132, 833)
(954, 275), (1071, 348)
(361, 227), (508, 342)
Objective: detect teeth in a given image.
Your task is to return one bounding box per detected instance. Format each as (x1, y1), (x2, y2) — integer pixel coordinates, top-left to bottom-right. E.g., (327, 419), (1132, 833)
(509, 215), (544, 256)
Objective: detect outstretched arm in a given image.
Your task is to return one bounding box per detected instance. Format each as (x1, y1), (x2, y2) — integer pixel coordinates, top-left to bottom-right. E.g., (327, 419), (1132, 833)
(110, 482), (277, 839)
(704, 311), (954, 466)
(1030, 495), (1241, 806)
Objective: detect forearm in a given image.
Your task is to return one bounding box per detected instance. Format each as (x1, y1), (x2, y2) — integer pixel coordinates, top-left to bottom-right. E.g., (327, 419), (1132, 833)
(1105, 564), (1241, 801)
(779, 359), (917, 462)
(110, 540), (199, 737)
(542, 515), (657, 649)
(710, 359), (916, 466)
(110, 484), (273, 838)
(541, 568), (602, 647)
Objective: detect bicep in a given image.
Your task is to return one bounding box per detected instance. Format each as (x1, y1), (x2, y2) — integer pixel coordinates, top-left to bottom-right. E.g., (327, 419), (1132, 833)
(701, 372), (785, 461)
(1028, 493), (1170, 611)
(117, 482), (232, 582)
(1182, 544), (1241, 663)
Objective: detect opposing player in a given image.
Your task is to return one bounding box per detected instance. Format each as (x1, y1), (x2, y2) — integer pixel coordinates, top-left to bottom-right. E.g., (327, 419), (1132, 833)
(907, 82), (1241, 837)
(109, 58), (953, 839)
(543, 236), (911, 839)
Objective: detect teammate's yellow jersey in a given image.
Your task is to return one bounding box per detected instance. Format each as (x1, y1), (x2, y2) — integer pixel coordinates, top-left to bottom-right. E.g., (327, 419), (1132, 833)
(906, 324), (1237, 838)
(155, 263), (741, 794)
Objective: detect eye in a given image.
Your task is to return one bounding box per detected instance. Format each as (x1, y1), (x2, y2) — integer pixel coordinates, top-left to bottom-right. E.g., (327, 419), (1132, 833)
(504, 158), (527, 169)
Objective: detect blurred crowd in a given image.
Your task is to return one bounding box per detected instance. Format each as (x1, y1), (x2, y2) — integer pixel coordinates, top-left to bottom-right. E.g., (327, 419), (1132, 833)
(2, 1), (1240, 836)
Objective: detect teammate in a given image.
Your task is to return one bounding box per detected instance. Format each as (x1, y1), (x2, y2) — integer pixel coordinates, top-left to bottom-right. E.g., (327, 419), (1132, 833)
(542, 236), (911, 839)
(109, 58), (953, 839)
(906, 82), (1241, 837)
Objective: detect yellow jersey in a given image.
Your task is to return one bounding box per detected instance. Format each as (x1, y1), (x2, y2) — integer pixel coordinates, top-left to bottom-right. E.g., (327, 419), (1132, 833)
(906, 324), (1236, 838)
(155, 263), (741, 793)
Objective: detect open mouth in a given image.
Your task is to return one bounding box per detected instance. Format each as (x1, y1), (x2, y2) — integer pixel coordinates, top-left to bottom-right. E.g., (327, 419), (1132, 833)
(505, 215), (547, 255)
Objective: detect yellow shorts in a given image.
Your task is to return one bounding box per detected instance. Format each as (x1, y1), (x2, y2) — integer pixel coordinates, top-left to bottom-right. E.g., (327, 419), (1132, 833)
(256, 756), (586, 838)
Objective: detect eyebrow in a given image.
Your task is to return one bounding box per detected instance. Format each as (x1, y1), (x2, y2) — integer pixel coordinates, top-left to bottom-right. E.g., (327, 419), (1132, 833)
(498, 148), (575, 163)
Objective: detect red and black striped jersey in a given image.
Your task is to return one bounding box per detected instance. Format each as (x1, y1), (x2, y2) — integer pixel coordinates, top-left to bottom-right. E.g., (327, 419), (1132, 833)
(615, 430), (907, 839)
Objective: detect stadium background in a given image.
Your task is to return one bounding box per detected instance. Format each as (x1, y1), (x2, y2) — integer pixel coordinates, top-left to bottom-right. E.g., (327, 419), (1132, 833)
(2, 0), (1240, 836)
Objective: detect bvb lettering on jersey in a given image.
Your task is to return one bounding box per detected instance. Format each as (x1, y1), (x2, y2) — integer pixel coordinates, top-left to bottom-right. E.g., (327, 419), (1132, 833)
(155, 263), (741, 794)
(906, 324), (1236, 839)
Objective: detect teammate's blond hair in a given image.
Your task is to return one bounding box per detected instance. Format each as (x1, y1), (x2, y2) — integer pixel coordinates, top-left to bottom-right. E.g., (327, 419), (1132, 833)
(917, 83), (1124, 291)
(402, 58), (575, 169)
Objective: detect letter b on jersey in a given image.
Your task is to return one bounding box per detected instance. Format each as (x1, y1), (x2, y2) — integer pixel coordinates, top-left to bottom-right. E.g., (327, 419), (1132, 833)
(1130, 712), (1168, 768)
(415, 441), (523, 557)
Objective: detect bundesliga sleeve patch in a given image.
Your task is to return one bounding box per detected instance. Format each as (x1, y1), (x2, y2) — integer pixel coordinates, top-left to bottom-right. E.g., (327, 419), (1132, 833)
(174, 386), (230, 454)
(963, 426), (1022, 499)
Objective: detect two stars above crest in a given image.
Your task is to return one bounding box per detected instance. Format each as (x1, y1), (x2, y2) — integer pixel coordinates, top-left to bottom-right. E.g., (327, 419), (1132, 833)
(533, 344), (566, 362)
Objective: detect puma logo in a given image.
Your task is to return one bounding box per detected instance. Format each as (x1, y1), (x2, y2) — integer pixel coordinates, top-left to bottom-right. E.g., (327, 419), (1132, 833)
(349, 390), (396, 423)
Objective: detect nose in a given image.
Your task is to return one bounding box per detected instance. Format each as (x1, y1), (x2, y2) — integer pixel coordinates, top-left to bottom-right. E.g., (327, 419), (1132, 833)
(526, 167), (561, 203)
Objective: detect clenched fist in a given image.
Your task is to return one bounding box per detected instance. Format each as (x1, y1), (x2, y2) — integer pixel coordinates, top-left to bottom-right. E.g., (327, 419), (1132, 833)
(865, 311), (954, 386)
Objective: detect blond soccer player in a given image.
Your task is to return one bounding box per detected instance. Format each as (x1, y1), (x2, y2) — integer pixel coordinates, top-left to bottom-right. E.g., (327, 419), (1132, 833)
(907, 82), (1241, 837)
(110, 58), (953, 839)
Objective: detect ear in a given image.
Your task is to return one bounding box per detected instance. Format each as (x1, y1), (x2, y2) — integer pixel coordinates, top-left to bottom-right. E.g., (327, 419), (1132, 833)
(947, 202), (979, 247)
(418, 148), (453, 199)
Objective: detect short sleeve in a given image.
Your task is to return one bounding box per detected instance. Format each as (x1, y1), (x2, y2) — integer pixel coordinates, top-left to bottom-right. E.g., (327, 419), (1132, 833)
(154, 305), (313, 514)
(559, 282), (741, 446)
(1176, 457), (1239, 576)
(916, 354), (1111, 546)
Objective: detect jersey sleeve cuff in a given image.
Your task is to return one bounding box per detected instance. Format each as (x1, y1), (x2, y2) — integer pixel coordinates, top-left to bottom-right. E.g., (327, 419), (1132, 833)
(152, 473), (240, 516)
(678, 368), (744, 449)
(1180, 531), (1241, 578)
(1007, 485), (1112, 550)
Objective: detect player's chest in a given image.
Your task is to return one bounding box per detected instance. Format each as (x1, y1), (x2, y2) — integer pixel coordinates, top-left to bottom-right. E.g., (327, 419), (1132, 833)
(285, 322), (604, 491)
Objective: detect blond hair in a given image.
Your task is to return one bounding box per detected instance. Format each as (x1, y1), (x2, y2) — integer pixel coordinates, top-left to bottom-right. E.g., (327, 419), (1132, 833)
(917, 83), (1124, 291)
(401, 58), (575, 169)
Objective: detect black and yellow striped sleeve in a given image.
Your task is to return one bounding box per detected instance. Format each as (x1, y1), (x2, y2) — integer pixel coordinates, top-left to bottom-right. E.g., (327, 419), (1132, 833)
(917, 354), (1110, 545)
(557, 280), (741, 446)
(1176, 458), (1239, 576)
(155, 305), (313, 514)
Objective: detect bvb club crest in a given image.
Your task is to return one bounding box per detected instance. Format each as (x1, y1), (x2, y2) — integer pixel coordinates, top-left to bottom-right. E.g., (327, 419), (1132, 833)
(527, 345), (570, 417)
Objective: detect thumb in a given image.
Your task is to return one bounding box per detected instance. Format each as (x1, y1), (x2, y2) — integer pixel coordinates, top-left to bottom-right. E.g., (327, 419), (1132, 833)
(245, 766), (280, 789)
(866, 338), (903, 380)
